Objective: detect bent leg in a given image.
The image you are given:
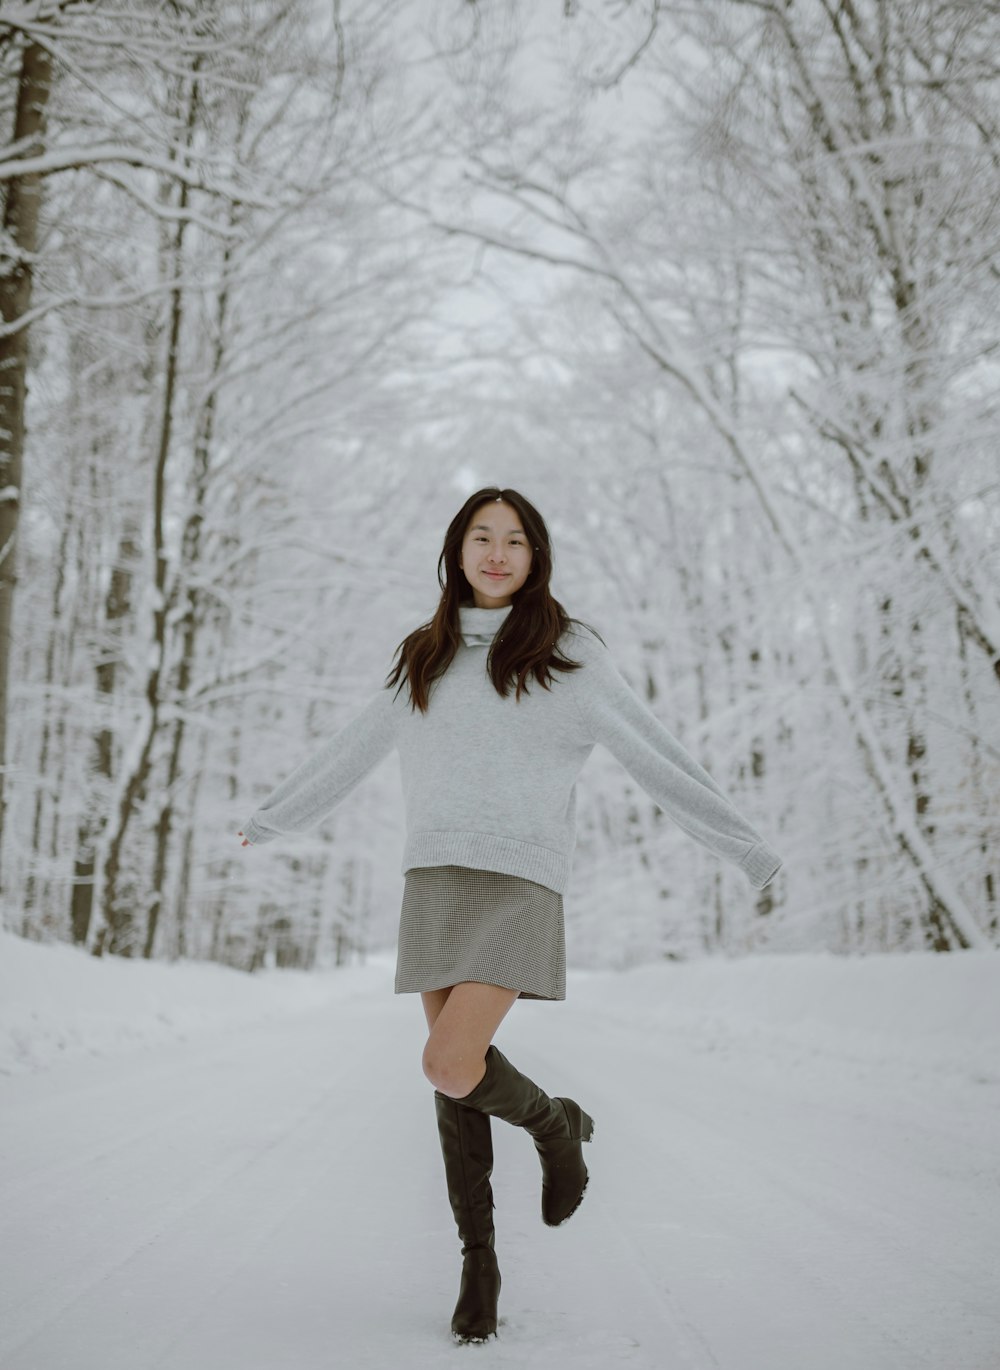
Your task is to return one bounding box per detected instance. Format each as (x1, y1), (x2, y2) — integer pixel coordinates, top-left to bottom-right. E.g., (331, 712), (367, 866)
(456, 1046), (595, 1228)
(422, 982), (519, 1098)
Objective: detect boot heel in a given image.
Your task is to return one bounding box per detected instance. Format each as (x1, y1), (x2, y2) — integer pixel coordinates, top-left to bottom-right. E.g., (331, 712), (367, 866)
(537, 1099), (595, 1227)
(559, 1097), (594, 1142)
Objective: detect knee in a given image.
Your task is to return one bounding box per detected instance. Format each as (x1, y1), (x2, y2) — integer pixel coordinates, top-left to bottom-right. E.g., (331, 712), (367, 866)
(422, 1040), (483, 1099)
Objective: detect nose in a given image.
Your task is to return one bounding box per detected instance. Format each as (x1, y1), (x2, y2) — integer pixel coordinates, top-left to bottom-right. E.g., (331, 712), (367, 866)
(487, 548), (506, 564)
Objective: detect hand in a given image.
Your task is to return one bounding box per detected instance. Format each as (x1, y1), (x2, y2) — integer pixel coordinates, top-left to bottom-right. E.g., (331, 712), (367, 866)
(238, 831), (249, 847)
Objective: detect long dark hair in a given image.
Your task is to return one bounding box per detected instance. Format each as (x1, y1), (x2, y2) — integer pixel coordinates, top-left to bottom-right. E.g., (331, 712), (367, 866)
(386, 487), (598, 713)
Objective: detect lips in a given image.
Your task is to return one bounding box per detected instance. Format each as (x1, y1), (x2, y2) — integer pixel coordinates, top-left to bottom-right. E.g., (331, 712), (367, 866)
(483, 571), (509, 579)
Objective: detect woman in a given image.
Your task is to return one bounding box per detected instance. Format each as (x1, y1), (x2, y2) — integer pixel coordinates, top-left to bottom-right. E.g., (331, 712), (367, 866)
(240, 486), (782, 1345)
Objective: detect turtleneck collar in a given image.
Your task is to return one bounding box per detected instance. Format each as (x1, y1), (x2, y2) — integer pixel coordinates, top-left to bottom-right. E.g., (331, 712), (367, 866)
(458, 604), (512, 648)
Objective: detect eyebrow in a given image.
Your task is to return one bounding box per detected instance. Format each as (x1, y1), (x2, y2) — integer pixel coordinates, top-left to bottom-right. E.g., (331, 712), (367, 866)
(471, 524), (525, 535)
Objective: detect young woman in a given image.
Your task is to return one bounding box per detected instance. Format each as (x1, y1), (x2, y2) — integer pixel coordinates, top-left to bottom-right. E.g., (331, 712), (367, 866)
(239, 486), (782, 1345)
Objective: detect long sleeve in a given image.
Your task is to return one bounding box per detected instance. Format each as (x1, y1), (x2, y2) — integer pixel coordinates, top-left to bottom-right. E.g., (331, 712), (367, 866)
(569, 632), (782, 889)
(241, 687), (398, 846)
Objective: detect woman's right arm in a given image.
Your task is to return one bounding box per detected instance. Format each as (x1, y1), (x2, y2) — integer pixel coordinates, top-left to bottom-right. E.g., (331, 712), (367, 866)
(240, 687), (398, 846)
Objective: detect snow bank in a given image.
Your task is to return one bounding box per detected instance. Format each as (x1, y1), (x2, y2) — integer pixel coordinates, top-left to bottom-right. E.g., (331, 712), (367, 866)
(569, 949), (1000, 1086)
(0, 930), (389, 1075)
(2, 929), (997, 1085)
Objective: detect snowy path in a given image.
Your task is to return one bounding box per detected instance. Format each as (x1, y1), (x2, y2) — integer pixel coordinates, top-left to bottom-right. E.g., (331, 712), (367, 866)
(1, 955), (998, 1369)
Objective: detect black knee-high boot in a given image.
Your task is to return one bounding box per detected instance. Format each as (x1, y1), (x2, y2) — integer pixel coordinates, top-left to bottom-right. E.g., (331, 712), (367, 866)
(434, 1091), (501, 1344)
(457, 1044), (594, 1227)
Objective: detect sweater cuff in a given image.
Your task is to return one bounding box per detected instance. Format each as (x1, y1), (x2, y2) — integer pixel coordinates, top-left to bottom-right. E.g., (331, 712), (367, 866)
(741, 840), (782, 889)
(241, 815), (276, 846)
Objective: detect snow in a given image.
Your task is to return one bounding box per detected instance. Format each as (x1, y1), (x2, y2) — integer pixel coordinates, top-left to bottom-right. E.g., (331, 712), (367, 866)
(1, 934), (998, 1369)
(0, 930), (366, 1074)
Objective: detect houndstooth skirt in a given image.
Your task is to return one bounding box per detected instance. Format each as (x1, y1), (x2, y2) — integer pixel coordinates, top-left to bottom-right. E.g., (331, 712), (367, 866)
(394, 865), (566, 1001)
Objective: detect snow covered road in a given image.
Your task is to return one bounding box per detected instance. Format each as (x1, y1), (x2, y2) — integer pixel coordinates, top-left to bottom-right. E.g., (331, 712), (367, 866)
(1, 944), (998, 1369)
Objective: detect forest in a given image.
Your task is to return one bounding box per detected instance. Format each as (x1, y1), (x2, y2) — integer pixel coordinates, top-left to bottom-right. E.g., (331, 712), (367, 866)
(1, 0), (997, 972)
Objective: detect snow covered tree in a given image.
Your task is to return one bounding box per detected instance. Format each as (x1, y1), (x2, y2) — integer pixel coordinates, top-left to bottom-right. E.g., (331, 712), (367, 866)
(0, 26), (52, 892)
(394, 0), (999, 953)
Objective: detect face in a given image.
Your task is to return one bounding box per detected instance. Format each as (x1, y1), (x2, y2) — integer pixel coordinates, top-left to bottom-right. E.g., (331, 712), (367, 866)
(459, 500), (534, 608)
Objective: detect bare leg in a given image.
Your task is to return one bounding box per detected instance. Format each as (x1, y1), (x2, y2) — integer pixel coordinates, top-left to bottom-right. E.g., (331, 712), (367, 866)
(421, 986), (452, 1032)
(422, 982), (519, 1098)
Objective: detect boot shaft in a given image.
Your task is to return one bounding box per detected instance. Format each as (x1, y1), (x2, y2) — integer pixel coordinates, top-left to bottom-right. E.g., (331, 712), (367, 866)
(457, 1045), (592, 1141)
(434, 1091), (496, 1253)
(453, 1045), (594, 1228)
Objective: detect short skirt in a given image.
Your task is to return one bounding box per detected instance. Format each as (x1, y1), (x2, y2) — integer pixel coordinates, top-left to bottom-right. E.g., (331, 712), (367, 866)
(394, 865), (566, 1001)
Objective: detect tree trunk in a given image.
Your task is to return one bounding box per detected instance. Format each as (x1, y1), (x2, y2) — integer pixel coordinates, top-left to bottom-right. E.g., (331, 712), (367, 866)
(23, 483), (76, 930)
(89, 64), (201, 955)
(145, 243), (232, 958)
(71, 529), (136, 943)
(0, 40), (52, 890)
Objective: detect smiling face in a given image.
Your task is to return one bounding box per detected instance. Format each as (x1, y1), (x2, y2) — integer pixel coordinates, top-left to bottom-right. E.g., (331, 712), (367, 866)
(459, 500), (534, 608)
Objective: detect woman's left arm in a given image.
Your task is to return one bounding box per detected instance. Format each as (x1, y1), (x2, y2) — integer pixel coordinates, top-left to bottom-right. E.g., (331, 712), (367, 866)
(569, 632), (782, 889)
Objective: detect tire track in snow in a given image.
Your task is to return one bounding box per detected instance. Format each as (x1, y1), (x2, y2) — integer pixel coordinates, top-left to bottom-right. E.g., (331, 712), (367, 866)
(0, 992), (404, 1370)
(4, 965), (998, 1370)
(503, 989), (999, 1370)
(490, 1031), (720, 1369)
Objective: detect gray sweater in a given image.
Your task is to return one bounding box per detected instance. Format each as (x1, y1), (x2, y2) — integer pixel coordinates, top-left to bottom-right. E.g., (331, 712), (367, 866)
(241, 605), (782, 893)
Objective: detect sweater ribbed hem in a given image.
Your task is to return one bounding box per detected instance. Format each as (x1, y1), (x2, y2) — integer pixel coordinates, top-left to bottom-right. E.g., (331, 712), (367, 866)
(402, 830), (569, 895)
(740, 840), (783, 889)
